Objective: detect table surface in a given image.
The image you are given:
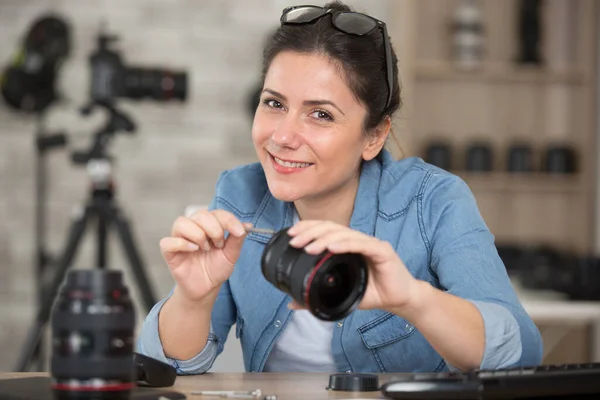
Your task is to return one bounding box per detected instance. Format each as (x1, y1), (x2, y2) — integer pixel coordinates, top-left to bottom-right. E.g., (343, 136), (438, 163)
(0, 372), (399, 400)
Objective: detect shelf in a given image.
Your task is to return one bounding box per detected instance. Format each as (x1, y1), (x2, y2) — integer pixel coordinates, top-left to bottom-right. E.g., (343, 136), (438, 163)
(455, 172), (583, 194)
(415, 61), (587, 85)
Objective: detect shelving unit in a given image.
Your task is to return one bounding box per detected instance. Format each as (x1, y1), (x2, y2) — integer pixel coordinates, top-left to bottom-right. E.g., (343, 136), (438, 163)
(415, 61), (588, 85)
(456, 172), (584, 194)
(389, 0), (598, 254)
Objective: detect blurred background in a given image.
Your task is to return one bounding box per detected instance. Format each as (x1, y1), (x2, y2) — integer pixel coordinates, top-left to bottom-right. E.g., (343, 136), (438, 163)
(0, 0), (599, 372)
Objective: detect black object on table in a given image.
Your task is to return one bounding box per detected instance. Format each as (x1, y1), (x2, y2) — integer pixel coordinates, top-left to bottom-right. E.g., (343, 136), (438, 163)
(0, 377), (185, 400)
(381, 362), (600, 399)
(327, 373), (379, 392)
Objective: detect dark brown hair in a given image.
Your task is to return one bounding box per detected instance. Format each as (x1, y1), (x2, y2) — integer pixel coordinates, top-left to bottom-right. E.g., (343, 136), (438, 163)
(261, 1), (402, 137)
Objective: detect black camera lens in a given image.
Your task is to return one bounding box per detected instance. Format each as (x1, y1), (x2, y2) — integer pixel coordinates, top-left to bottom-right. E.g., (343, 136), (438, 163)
(261, 230), (368, 321)
(122, 67), (187, 101)
(51, 270), (135, 400)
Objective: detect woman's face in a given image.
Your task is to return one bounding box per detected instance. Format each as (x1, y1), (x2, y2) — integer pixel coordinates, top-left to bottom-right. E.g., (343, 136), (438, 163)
(252, 51), (381, 203)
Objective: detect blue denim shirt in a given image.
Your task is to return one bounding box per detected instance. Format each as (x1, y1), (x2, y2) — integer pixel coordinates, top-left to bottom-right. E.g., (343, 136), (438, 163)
(137, 150), (543, 374)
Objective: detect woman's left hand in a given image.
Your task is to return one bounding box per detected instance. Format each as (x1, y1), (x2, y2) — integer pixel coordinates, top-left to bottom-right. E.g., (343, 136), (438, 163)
(286, 220), (419, 313)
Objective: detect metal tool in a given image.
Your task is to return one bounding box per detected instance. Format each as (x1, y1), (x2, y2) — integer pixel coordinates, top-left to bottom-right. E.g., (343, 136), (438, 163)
(190, 389), (262, 398)
(245, 226), (276, 236)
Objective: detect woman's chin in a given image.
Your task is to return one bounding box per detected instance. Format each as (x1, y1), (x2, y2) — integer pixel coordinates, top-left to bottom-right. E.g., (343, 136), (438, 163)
(267, 183), (305, 202)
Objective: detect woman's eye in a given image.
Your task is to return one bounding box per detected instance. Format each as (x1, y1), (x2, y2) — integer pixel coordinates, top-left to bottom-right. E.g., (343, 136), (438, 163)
(263, 98), (283, 109)
(310, 110), (334, 121)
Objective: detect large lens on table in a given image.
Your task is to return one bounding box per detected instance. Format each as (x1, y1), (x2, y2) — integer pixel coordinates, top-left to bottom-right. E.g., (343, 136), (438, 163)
(51, 270), (135, 400)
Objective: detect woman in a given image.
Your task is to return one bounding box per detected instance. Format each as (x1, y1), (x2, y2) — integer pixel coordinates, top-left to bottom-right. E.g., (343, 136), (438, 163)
(137, 1), (543, 374)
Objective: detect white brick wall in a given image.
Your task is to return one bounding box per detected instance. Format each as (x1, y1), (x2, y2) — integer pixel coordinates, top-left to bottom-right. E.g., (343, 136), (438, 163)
(0, 0), (393, 371)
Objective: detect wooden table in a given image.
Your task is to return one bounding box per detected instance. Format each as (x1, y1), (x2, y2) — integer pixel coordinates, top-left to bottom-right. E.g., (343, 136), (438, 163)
(1, 372), (398, 399)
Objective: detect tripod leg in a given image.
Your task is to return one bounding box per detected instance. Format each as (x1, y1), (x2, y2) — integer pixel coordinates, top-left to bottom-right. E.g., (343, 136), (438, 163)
(109, 207), (157, 312)
(97, 213), (108, 269)
(14, 207), (89, 372)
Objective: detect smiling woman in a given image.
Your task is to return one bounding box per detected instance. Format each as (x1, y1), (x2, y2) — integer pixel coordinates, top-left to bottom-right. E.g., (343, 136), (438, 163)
(136, 0), (543, 375)
(253, 52), (382, 213)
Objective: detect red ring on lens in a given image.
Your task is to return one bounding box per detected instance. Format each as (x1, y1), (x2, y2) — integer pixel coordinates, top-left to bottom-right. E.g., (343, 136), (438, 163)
(51, 381), (134, 392)
(303, 251), (334, 308)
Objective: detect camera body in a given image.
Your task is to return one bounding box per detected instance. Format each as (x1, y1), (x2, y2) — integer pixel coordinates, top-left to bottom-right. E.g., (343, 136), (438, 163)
(261, 229), (368, 321)
(89, 33), (187, 104)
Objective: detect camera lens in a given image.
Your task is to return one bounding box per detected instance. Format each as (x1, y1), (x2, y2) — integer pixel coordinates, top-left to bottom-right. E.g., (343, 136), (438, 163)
(122, 67), (187, 101)
(261, 230), (368, 321)
(51, 270), (135, 400)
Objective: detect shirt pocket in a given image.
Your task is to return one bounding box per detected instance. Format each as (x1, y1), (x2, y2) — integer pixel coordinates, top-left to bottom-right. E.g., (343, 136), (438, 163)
(358, 311), (416, 372)
(359, 312), (415, 347)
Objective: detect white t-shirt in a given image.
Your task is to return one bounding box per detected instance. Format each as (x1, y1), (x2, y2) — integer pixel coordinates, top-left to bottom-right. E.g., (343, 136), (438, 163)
(262, 310), (337, 372)
(262, 208), (337, 372)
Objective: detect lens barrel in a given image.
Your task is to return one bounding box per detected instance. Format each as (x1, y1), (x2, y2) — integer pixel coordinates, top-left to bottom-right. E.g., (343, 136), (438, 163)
(122, 67), (187, 101)
(51, 270), (135, 400)
(261, 229), (368, 321)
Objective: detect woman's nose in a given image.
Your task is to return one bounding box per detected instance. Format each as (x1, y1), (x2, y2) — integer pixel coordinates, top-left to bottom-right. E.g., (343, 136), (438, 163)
(271, 115), (302, 148)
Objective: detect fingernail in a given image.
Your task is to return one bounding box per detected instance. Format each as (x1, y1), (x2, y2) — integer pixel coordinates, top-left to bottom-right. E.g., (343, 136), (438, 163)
(202, 243), (211, 251)
(217, 240), (224, 248)
(188, 243), (199, 251)
(288, 237), (300, 247)
(327, 242), (341, 251)
(304, 243), (317, 253)
(233, 226), (245, 237)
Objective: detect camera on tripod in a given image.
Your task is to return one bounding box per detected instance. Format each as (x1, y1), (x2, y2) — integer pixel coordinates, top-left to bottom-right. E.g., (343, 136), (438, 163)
(88, 31), (187, 104)
(14, 23), (190, 373)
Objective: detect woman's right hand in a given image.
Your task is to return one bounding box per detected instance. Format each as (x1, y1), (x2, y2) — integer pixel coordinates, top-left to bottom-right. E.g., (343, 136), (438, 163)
(159, 209), (249, 303)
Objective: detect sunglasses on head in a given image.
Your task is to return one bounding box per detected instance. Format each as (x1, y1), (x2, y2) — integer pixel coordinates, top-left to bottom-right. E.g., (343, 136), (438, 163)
(280, 5), (393, 110)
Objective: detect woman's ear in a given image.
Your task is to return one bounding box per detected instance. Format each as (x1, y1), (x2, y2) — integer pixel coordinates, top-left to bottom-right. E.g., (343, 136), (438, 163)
(362, 116), (391, 161)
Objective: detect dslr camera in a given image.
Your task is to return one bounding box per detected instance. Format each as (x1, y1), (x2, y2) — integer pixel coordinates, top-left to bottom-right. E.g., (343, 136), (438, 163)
(89, 32), (187, 104)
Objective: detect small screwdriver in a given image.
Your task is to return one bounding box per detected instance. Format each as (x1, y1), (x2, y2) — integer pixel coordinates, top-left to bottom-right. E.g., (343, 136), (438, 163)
(190, 389), (278, 399)
(244, 226), (277, 236)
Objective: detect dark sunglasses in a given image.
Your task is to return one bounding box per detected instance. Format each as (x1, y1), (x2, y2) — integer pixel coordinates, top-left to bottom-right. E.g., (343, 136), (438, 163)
(280, 5), (393, 110)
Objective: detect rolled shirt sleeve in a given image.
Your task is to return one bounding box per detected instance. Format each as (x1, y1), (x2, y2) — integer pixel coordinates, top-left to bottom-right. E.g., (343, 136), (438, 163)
(423, 172), (542, 369)
(136, 296), (219, 375)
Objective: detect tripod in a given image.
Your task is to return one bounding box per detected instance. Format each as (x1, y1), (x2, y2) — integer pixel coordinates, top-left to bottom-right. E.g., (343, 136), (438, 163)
(15, 103), (158, 372)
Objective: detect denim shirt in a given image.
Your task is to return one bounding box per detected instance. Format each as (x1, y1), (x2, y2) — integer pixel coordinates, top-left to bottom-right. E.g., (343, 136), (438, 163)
(137, 150), (543, 374)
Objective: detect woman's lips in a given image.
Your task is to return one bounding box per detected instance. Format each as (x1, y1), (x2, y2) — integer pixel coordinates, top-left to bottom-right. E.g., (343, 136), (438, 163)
(269, 153), (313, 174)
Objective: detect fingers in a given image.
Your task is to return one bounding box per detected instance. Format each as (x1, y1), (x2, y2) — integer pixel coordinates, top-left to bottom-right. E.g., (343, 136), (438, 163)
(221, 222), (253, 265)
(287, 220), (341, 249)
(188, 211), (226, 248)
(171, 216), (212, 251)
(160, 237), (200, 253)
(287, 300), (307, 310)
(302, 229), (359, 255)
(170, 209), (247, 252)
(211, 209), (247, 238)
(287, 220), (393, 263)
(327, 237), (393, 264)
(160, 237), (199, 264)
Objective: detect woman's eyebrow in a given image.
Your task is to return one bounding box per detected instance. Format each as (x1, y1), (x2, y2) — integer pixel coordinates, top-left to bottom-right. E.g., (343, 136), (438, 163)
(262, 88), (345, 116)
(303, 99), (345, 116)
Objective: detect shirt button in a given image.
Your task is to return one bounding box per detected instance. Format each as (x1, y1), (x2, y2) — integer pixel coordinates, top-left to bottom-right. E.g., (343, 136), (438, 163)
(337, 321), (343, 328)
(274, 320), (281, 328)
(405, 323), (412, 331)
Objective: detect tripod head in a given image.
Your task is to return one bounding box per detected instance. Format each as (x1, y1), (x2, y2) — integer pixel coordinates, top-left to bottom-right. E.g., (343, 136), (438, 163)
(71, 101), (136, 191)
(71, 101), (136, 165)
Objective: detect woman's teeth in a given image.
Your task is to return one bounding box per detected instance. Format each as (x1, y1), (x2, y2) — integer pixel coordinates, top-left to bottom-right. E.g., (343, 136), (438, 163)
(274, 156), (311, 168)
